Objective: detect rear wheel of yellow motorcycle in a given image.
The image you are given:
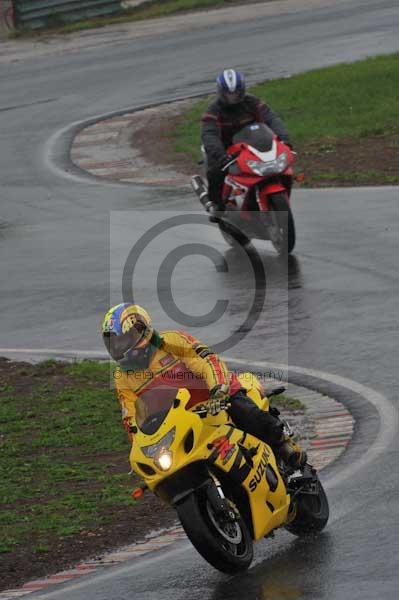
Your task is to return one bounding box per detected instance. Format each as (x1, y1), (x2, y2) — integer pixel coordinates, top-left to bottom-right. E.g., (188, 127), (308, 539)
(285, 478), (329, 536)
(177, 491), (253, 573)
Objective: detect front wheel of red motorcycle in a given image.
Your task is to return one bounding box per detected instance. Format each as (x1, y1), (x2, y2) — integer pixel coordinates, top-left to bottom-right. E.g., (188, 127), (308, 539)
(268, 192), (296, 255)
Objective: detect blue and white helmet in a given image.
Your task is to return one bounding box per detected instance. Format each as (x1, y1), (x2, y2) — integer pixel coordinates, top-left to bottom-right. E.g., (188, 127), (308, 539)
(217, 69), (246, 105)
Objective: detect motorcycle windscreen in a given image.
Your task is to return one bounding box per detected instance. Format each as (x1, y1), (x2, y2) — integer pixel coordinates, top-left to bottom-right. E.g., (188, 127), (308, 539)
(135, 386), (178, 435)
(232, 122), (274, 152)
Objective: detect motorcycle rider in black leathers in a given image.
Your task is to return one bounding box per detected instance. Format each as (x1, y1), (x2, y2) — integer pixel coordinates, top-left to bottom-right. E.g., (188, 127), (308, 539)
(201, 69), (291, 219)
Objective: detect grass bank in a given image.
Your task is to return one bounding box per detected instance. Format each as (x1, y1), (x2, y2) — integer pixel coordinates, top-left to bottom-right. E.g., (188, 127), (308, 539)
(0, 357), (303, 590)
(0, 360), (129, 553)
(171, 54), (399, 186)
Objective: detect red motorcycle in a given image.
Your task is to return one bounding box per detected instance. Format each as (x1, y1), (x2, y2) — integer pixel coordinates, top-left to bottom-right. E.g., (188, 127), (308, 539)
(191, 123), (297, 255)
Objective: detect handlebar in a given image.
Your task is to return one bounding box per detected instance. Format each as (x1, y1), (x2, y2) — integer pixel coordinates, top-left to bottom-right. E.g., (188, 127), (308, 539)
(221, 151), (241, 172)
(192, 399), (231, 416)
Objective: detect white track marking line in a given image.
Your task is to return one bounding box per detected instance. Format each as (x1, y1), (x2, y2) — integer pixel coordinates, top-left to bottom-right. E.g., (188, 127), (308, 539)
(23, 544), (191, 600)
(225, 357), (399, 490)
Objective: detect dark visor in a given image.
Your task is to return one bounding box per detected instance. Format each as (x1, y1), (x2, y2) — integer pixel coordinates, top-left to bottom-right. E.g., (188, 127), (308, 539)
(223, 90), (244, 104)
(103, 328), (144, 361)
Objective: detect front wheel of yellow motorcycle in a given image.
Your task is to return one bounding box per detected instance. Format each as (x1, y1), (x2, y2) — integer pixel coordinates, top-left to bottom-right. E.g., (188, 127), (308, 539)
(177, 489), (253, 574)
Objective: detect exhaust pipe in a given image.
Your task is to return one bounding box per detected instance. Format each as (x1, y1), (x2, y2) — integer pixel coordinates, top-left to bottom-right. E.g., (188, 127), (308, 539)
(191, 175), (209, 208)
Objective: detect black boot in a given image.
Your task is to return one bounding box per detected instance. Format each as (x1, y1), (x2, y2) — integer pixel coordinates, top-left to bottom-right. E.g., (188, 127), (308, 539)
(273, 434), (307, 469)
(191, 175), (223, 222)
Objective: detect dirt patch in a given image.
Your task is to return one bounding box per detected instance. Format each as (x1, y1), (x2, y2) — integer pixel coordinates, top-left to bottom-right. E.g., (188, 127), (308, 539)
(298, 134), (399, 186)
(0, 499), (175, 591)
(133, 111), (195, 178)
(125, 100), (194, 184)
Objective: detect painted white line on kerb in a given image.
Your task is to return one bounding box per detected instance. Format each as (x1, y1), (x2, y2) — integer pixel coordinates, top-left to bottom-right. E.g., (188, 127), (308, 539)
(0, 348), (108, 358)
(27, 544), (191, 600)
(44, 120), (127, 187)
(225, 357), (399, 490)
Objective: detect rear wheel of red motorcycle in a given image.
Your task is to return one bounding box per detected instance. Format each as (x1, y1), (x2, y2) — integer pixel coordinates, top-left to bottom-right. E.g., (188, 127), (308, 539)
(177, 491), (253, 574)
(268, 192), (296, 255)
(285, 478), (329, 536)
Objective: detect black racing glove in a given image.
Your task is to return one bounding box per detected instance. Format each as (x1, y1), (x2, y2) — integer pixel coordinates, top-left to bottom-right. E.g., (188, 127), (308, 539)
(219, 153), (233, 169)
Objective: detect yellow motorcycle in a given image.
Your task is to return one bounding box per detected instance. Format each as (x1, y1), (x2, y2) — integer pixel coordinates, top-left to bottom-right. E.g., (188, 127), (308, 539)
(129, 372), (329, 573)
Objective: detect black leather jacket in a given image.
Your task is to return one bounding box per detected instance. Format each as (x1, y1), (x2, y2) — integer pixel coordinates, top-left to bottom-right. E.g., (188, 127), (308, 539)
(201, 94), (290, 169)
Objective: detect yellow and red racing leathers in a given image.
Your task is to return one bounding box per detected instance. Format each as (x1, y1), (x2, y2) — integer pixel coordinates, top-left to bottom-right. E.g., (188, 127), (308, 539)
(114, 330), (241, 436)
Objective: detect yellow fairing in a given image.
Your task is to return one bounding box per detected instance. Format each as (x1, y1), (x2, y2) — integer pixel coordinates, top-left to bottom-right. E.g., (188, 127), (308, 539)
(239, 434), (290, 539)
(130, 390), (230, 492)
(130, 386), (290, 541)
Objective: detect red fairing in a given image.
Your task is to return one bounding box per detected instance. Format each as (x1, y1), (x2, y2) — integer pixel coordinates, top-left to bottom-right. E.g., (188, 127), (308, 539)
(193, 121), (297, 254)
(223, 133), (294, 214)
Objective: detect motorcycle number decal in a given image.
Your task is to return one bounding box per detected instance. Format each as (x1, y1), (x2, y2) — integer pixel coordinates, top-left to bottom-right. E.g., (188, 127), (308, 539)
(212, 436), (236, 464)
(249, 449), (269, 492)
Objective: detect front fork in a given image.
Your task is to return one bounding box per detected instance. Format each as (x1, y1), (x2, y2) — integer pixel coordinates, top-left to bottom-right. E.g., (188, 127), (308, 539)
(206, 477), (237, 523)
(256, 182), (288, 212)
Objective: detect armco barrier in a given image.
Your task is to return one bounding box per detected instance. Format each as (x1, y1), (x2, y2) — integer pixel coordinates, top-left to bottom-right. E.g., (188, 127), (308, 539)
(13, 0), (123, 30)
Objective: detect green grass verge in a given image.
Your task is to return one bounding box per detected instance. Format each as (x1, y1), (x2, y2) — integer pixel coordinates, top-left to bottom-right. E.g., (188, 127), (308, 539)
(272, 394), (305, 411)
(171, 53), (399, 185)
(250, 54), (399, 143)
(0, 360), (131, 554)
(11, 0), (234, 38)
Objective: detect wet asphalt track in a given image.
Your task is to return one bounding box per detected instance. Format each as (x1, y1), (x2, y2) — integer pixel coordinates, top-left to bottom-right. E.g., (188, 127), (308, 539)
(1, 0), (399, 598)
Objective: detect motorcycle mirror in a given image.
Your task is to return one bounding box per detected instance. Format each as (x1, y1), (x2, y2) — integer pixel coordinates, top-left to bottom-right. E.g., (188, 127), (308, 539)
(295, 172), (305, 183)
(268, 386), (286, 397)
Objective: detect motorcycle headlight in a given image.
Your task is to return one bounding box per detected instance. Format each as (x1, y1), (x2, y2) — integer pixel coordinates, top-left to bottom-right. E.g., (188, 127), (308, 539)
(247, 152), (288, 176)
(141, 427), (175, 458)
(275, 152), (289, 172)
(154, 449), (173, 471)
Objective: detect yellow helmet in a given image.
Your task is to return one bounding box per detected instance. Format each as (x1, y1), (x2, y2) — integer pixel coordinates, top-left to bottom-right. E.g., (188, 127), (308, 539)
(102, 303), (154, 363)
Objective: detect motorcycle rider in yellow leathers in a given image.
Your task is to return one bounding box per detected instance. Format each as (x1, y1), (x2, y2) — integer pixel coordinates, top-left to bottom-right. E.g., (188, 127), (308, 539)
(102, 303), (306, 469)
